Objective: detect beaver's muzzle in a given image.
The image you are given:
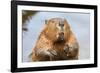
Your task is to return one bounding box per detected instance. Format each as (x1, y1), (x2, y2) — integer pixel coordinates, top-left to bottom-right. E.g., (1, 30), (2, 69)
(58, 32), (64, 41)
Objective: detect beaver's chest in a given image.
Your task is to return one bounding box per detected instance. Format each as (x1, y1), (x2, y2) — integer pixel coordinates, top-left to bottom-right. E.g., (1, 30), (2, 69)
(51, 42), (68, 60)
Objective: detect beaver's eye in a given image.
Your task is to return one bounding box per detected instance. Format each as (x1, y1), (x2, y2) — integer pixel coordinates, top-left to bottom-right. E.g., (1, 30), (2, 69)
(59, 23), (64, 27)
(59, 24), (61, 26)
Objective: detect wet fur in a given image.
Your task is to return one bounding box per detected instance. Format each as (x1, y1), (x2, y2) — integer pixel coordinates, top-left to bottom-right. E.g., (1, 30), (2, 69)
(32, 18), (79, 61)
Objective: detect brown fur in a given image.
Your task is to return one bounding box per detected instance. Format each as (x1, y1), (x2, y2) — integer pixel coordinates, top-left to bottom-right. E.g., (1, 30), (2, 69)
(32, 18), (79, 61)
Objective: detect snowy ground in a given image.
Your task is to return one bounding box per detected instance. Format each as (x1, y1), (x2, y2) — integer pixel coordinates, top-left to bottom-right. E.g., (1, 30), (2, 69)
(22, 11), (90, 62)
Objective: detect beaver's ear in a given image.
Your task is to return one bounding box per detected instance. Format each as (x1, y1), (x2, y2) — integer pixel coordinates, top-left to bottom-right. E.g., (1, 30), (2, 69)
(45, 20), (48, 25)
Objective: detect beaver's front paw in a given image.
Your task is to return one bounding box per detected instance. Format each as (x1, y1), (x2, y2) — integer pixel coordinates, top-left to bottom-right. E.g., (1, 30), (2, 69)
(63, 44), (69, 53)
(47, 49), (57, 57)
(64, 43), (79, 58)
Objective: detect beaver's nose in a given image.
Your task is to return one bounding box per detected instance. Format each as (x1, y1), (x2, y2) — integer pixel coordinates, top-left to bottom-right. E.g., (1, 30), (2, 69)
(59, 32), (64, 38)
(59, 32), (64, 37)
(59, 32), (64, 40)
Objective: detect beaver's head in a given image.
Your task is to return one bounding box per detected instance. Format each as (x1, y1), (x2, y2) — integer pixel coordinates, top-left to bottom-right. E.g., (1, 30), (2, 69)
(44, 18), (71, 43)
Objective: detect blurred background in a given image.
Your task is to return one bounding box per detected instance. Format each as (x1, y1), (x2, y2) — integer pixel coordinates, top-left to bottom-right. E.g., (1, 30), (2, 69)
(22, 10), (90, 62)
